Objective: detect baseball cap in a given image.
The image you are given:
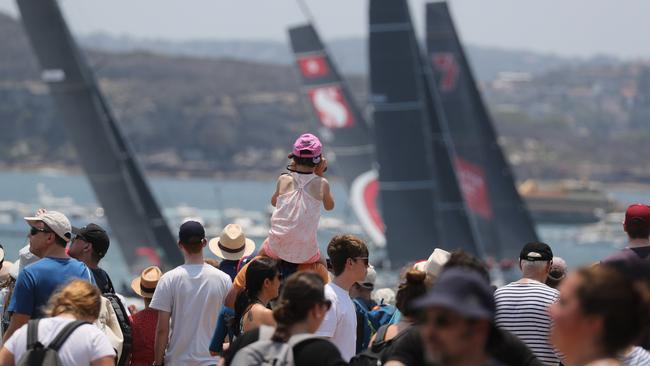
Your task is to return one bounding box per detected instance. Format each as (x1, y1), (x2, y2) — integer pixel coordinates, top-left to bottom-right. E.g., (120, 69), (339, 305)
(624, 204), (650, 230)
(179, 220), (205, 243)
(520, 242), (553, 261)
(414, 268), (495, 320)
(24, 211), (72, 242)
(289, 133), (322, 159)
(357, 265), (376, 290)
(73, 223), (110, 258)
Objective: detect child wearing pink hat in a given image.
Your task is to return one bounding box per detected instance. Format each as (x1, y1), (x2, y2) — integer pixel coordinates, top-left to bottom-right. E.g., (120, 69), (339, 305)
(236, 134), (334, 284)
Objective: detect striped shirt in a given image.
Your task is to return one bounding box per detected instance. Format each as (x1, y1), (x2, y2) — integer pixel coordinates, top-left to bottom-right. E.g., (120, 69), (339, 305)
(494, 280), (560, 366)
(622, 346), (650, 366)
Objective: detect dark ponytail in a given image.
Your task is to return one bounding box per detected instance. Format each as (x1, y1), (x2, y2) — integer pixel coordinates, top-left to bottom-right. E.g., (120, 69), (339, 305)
(271, 272), (326, 342)
(231, 257), (279, 336)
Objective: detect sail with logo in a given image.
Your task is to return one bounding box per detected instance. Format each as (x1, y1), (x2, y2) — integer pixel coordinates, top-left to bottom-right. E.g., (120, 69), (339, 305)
(369, 0), (464, 264)
(16, 0), (182, 270)
(288, 24), (385, 247)
(425, 1), (539, 261)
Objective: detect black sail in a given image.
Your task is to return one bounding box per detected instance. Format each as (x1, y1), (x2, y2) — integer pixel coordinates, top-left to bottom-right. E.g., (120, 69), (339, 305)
(426, 1), (538, 260)
(288, 24), (384, 247)
(16, 0), (181, 269)
(369, 0), (442, 264)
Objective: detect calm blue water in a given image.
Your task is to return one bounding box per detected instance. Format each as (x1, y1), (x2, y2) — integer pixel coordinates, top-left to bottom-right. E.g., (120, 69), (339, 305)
(0, 170), (642, 290)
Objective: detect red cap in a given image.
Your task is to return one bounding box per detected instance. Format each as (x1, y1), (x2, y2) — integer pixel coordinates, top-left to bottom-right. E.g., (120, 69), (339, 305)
(624, 204), (650, 230)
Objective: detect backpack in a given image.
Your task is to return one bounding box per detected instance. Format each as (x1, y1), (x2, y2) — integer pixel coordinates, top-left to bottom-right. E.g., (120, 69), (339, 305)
(16, 319), (88, 366)
(230, 325), (321, 366)
(349, 325), (407, 366)
(94, 293), (132, 366)
(368, 303), (398, 330)
(353, 299), (375, 353)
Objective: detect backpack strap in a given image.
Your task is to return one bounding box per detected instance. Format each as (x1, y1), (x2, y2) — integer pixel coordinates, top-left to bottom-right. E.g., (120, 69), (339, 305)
(26, 319), (41, 349)
(374, 324), (390, 343)
(257, 325), (276, 341)
(48, 321), (89, 351)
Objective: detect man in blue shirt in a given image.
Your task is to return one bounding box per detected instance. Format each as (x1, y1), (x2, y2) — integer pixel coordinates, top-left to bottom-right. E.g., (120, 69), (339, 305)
(2, 210), (95, 341)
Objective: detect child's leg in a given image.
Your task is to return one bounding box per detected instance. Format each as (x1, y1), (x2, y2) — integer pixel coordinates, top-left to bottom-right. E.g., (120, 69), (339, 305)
(296, 262), (330, 283)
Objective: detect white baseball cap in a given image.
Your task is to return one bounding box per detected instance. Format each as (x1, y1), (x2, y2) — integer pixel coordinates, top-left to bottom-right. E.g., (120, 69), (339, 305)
(357, 265), (376, 290)
(24, 211), (72, 242)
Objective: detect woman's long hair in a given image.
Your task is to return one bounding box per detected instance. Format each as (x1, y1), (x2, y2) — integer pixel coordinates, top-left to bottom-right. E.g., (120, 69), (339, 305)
(271, 271), (327, 342)
(44, 279), (102, 320)
(232, 257), (279, 336)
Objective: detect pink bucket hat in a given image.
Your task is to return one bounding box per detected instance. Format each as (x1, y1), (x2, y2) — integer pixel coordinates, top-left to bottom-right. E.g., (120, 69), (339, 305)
(290, 133), (322, 159)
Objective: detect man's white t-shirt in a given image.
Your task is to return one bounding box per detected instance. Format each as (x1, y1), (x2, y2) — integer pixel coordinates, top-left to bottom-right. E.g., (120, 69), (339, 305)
(5, 316), (115, 364)
(315, 282), (356, 361)
(150, 263), (232, 366)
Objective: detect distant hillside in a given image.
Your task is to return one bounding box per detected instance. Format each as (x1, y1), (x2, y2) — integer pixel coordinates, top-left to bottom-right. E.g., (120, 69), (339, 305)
(1, 11), (649, 182)
(79, 32), (588, 81)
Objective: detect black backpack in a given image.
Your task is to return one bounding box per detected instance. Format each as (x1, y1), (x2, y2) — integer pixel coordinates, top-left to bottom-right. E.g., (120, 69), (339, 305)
(349, 325), (406, 366)
(16, 319), (88, 366)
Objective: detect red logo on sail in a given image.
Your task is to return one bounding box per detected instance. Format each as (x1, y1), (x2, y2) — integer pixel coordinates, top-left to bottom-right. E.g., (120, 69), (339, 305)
(432, 53), (459, 91)
(350, 170), (386, 247)
(455, 158), (492, 219)
(307, 86), (354, 128)
(298, 55), (329, 78)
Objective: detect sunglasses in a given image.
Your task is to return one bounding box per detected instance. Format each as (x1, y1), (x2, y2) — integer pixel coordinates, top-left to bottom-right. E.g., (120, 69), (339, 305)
(353, 257), (369, 266)
(29, 226), (52, 236)
(428, 312), (465, 329)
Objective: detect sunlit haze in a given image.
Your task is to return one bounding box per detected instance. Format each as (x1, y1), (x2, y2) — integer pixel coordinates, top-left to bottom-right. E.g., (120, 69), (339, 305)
(1, 0), (650, 58)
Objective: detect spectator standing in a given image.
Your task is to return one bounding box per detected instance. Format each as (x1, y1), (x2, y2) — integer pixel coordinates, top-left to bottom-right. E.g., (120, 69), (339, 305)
(232, 257), (280, 337)
(545, 257), (567, 289)
(494, 242), (560, 365)
(386, 268), (501, 366)
(150, 221), (232, 366)
(550, 265), (650, 366)
(225, 272), (345, 366)
(208, 224), (256, 281)
(0, 279), (115, 366)
(129, 266), (161, 366)
(3, 211), (94, 342)
(69, 223), (114, 293)
(602, 204), (650, 267)
(350, 265), (377, 353)
(315, 234), (369, 361)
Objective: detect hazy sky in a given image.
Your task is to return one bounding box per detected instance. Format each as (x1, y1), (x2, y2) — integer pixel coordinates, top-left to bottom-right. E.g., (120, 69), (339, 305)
(1, 0), (650, 58)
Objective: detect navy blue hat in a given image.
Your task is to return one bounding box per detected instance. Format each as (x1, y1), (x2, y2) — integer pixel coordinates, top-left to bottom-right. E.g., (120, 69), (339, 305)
(414, 268), (495, 320)
(520, 242), (553, 262)
(179, 221), (205, 244)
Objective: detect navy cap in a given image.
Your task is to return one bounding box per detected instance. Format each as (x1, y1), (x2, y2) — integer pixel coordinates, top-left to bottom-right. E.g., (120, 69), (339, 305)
(414, 268), (495, 320)
(520, 242), (553, 262)
(179, 221), (205, 243)
(73, 223), (110, 258)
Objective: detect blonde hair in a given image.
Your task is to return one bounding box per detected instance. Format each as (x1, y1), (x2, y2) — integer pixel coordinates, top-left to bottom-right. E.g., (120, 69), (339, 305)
(45, 279), (102, 320)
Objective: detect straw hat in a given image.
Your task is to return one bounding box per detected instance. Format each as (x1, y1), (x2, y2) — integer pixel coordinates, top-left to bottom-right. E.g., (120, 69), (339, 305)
(413, 248), (451, 278)
(0, 261), (13, 283)
(130, 266), (161, 298)
(208, 224), (256, 261)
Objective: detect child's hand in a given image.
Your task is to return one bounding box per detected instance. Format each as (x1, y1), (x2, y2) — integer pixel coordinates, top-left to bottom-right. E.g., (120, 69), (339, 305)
(315, 158), (327, 177)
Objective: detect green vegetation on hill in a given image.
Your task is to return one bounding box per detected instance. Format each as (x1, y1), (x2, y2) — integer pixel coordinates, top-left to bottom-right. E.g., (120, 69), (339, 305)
(1, 12), (649, 182)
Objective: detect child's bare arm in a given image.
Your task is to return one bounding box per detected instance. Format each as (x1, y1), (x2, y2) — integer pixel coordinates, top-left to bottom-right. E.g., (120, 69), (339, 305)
(321, 178), (335, 211)
(271, 177), (282, 207)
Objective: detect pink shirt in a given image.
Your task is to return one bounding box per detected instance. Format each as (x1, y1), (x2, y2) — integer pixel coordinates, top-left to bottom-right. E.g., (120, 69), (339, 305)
(265, 173), (321, 263)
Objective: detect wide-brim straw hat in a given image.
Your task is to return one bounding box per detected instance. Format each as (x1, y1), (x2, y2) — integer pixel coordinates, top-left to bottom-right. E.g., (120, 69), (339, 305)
(131, 266), (162, 298)
(0, 261), (13, 282)
(208, 223), (256, 261)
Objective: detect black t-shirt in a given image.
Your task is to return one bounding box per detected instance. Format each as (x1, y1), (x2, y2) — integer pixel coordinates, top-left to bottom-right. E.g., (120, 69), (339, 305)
(383, 325), (543, 366)
(91, 267), (115, 294)
(224, 328), (347, 366)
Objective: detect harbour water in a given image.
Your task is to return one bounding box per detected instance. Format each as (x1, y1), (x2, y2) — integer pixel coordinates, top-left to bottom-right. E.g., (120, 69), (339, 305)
(0, 169), (645, 291)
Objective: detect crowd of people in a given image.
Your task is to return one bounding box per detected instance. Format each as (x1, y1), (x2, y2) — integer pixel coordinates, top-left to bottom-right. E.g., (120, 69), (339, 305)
(0, 133), (648, 366)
